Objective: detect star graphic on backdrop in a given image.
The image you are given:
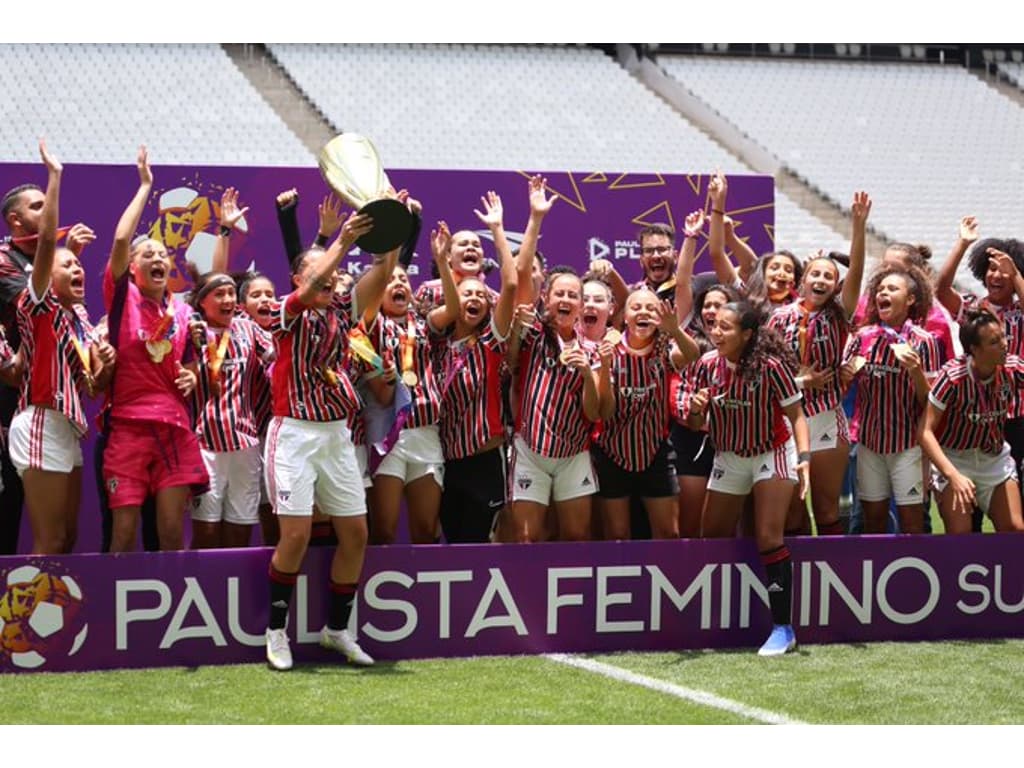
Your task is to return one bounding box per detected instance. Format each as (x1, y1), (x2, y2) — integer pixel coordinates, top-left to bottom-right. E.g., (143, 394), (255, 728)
(608, 173), (666, 190)
(517, 171), (587, 213)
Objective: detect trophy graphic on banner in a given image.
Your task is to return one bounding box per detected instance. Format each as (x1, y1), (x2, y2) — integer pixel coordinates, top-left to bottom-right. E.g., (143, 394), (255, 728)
(318, 133), (415, 254)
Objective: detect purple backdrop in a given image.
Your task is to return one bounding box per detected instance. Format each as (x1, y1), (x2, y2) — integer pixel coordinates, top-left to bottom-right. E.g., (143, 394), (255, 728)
(0, 162), (776, 552)
(1, 535), (1021, 673)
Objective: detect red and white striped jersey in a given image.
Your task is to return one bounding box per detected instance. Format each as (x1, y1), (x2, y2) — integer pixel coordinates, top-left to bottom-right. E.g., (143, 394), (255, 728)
(515, 323), (597, 459)
(16, 287), (94, 435)
(250, 358), (273, 437)
(686, 349), (801, 457)
(414, 278), (499, 316)
(270, 289), (360, 423)
(193, 316), (275, 452)
(844, 322), (940, 454)
(767, 302), (846, 417)
(959, 294), (1024, 418)
(371, 311), (443, 429)
(596, 337), (676, 470)
(929, 354), (1024, 454)
(437, 318), (508, 459)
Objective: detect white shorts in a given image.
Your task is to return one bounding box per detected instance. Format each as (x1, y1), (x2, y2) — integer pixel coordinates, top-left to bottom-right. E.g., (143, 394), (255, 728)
(511, 434), (597, 504)
(707, 439), (798, 496)
(354, 444), (372, 489)
(192, 445), (262, 525)
(857, 445), (925, 506)
(264, 417), (367, 517)
(807, 407), (849, 453)
(8, 406), (83, 476)
(932, 443), (1017, 515)
(373, 425), (444, 487)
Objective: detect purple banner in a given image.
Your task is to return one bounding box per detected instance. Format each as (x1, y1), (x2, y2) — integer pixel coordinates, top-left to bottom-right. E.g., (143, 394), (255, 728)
(1, 536), (1021, 673)
(0, 162), (775, 552)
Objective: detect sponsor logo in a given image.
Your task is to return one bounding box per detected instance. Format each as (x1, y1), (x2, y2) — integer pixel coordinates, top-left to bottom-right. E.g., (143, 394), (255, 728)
(107, 478), (119, 494)
(588, 237), (610, 262)
(0, 565), (88, 670)
(767, 582), (783, 593)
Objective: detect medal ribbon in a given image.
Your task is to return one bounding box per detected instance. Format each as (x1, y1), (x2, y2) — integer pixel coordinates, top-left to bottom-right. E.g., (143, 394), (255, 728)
(400, 315), (416, 381)
(207, 327), (231, 384)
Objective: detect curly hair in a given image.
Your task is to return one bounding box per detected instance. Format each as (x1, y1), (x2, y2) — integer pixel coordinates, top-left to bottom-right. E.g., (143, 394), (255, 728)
(862, 262), (933, 327)
(744, 250), (803, 307)
(720, 300), (798, 380)
(966, 237), (1024, 285)
(885, 242), (933, 275)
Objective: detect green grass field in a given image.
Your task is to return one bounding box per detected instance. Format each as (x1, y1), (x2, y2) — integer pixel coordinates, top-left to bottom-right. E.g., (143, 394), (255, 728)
(3, 639), (1022, 725)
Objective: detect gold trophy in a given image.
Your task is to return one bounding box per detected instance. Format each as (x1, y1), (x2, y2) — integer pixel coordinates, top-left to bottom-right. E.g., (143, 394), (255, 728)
(318, 133), (414, 253)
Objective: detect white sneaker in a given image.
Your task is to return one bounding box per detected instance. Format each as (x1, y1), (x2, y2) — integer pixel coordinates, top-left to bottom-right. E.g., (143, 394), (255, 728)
(266, 628), (293, 671)
(320, 627), (375, 666)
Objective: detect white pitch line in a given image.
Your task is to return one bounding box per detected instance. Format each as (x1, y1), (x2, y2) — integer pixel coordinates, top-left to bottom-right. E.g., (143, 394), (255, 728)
(545, 653), (806, 725)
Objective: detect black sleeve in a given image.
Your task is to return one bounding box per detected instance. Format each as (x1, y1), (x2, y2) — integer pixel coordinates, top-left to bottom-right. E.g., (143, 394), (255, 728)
(276, 199), (303, 264)
(398, 210), (422, 270)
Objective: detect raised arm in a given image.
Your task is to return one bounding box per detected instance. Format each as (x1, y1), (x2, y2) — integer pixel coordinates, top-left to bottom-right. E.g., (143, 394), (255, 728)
(658, 299), (700, 369)
(708, 172), (740, 288)
(315, 193), (343, 249)
(517, 175), (556, 306)
(475, 191), (518, 336)
(935, 216), (979, 318)
(426, 221), (459, 330)
(32, 140), (62, 300)
(841, 190), (872, 318)
(675, 210), (704, 324)
(724, 217), (758, 283)
(988, 249), (1024, 306)
(397, 194), (423, 270)
(110, 146), (153, 280)
(293, 213), (372, 309)
(356, 245), (400, 327)
(275, 188), (303, 262)
(210, 186), (249, 275)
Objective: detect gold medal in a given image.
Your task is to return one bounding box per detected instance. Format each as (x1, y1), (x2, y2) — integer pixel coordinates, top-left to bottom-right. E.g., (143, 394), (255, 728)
(321, 366), (340, 387)
(402, 370), (419, 387)
(603, 328), (622, 346)
(146, 339), (172, 363)
(71, 337), (95, 392)
(207, 329), (231, 385)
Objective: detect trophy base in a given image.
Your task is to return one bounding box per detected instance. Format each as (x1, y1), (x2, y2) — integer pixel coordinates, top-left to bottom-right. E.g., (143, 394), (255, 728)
(356, 198), (415, 254)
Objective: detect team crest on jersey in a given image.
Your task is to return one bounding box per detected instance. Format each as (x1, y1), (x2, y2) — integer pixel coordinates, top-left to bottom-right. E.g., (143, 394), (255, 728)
(277, 490), (291, 503)
(516, 476), (533, 490)
(107, 478), (118, 493)
(712, 468), (724, 480)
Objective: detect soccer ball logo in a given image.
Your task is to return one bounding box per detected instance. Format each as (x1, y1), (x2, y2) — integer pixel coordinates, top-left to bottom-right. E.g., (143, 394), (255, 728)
(0, 565), (87, 670)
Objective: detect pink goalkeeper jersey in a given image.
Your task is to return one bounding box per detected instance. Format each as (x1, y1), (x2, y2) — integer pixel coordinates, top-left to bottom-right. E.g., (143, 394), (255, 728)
(103, 264), (194, 429)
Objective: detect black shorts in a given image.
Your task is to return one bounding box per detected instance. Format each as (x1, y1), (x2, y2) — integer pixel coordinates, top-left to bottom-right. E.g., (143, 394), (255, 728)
(440, 445), (506, 544)
(592, 441), (678, 499)
(670, 422), (714, 478)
